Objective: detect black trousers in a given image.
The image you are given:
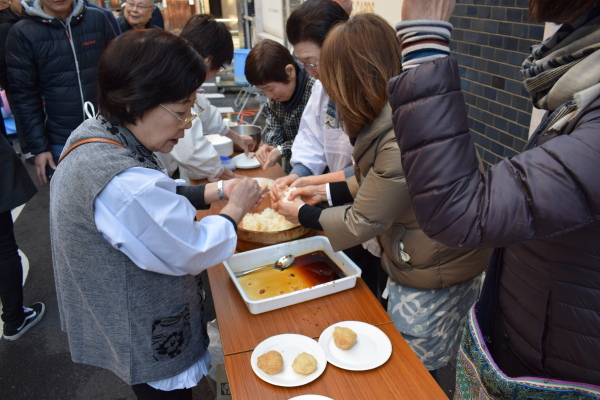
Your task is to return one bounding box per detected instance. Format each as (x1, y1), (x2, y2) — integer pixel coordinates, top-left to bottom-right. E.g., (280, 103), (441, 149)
(0, 210), (25, 328)
(131, 384), (193, 400)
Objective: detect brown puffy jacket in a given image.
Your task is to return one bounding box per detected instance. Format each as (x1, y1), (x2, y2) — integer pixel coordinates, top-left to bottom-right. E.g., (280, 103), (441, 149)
(319, 103), (489, 290)
(388, 56), (600, 385)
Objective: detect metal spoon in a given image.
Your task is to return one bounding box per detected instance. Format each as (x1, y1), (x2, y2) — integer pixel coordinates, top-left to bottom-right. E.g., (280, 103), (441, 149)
(234, 254), (295, 277)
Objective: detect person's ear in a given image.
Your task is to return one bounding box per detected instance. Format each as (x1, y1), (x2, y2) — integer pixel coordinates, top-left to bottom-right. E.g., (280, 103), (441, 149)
(285, 64), (296, 80)
(204, 55), (213, 70)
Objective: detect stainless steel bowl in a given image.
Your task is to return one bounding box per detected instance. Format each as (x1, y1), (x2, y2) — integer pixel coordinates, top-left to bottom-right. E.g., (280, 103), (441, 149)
(228, 124), (262, 151)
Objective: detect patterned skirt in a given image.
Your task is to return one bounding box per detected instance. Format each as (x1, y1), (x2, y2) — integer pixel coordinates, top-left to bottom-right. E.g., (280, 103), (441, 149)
(386, 273), (484, 370)
(454, 305), (600, 399)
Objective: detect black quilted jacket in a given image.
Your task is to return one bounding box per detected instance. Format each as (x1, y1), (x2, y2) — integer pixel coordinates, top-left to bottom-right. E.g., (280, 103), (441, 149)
(6, 0), (116, 155)
(388, 56), (600, 385)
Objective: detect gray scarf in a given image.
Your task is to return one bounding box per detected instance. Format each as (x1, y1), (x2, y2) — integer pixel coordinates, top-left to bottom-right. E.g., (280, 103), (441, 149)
(521, 6), (600, 112)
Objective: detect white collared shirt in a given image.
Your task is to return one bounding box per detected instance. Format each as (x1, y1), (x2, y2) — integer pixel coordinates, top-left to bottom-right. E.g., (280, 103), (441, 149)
(94, 166), (236, 389)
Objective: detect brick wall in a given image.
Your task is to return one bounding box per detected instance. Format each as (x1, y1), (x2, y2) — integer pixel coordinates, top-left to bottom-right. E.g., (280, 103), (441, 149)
(449, 0), (544, 169)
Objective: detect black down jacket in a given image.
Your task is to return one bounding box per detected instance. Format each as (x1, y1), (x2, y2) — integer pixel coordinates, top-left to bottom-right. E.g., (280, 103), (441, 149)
(6, 0), (116, 155)
(388, 56), (600, 385)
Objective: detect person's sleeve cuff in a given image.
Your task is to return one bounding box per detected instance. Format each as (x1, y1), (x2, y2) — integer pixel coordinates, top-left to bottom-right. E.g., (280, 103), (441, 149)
(176, 184), (209, 210)
(329, 181), (353, 206)
(395, 19), (452, 70)
(290, 163), (313, 178)
(343, 165), (355, 179)
(217, 213), (238, 231)
(298, 204), (323, 231)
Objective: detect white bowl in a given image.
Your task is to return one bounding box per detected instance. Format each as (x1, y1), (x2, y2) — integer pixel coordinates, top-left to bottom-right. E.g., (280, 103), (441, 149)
(206, 134), (233, 157)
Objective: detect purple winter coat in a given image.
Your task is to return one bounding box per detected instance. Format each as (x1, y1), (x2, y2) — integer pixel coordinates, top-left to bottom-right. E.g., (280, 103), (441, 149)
(388, 56), (600, 385)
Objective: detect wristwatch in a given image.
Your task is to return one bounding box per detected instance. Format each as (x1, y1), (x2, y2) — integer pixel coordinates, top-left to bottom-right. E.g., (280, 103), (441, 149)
(217, 180), (225, 200)
(276, 145), (284, 155)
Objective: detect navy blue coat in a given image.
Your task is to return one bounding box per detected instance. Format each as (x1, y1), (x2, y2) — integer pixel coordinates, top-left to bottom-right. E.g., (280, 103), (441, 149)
(6, 0), (116, 155)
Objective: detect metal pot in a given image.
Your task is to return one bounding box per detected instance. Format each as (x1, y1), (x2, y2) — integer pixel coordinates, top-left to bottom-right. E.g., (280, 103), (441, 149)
(228, 124), (262, 152)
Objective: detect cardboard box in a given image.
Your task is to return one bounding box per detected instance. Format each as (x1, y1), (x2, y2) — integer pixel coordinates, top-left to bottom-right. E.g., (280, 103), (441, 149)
(216, 363), (232, 400)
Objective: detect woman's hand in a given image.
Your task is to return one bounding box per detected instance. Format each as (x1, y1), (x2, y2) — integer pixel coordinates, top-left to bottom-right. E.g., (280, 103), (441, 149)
(271, 174), (299, 203)
(291, 170), (346, 188)
(222, 178), (241, 199)
(289, 185), (327, 206)
(221, 178), (268, 223)
(276, 198), (304, 225)
(226, 130), (256, 155)
(274, 173), (299, 188)
(401, 0), (455, 21)
(252, 144), (281, 170)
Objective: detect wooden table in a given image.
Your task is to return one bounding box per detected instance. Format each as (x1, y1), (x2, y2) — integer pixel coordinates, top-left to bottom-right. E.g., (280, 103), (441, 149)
(194, 162), (447, 399)
(223, 324), (446, 400)
(208, 263), (392, 356)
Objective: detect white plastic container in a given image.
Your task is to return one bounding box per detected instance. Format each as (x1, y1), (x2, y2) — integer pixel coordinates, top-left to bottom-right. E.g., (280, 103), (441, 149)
(223, 236), (362, 314)
(206, 134), (233, 157)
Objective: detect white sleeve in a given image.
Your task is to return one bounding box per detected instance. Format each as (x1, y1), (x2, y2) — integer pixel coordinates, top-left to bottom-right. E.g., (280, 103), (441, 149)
(290, 81), (328, 175)
(197, 93), (229, 136)
(94, 167), (237, 276)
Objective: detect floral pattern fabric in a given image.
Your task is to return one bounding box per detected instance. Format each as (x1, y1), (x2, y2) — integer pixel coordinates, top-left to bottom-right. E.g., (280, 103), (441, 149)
(386, 273), (484, 370)
(454, 306), (600, 399)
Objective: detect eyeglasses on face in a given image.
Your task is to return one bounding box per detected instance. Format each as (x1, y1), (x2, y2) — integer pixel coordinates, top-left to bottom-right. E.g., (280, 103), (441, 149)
(296, 59), (319, 70)
(126, 2), (155, 10)
(160, 101), (205, 129)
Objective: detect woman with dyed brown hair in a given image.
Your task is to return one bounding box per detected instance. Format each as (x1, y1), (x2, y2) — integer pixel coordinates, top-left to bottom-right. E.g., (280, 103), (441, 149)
(276, 13), (491, 378)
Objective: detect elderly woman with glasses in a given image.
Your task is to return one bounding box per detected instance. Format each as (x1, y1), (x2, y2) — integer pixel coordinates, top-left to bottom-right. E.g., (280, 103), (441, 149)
(156, 14), (256, 183)
(273, 0), (353, 190)
(117, 0), (158, 32)
(49, 30), (265, 399)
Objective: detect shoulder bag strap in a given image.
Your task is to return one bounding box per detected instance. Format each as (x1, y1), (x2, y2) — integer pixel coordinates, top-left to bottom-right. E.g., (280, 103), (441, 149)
(57, 138), (124, 164)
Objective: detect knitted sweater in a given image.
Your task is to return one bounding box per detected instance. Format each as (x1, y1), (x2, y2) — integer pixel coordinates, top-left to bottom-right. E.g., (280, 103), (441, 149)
(50, 117), (209, 385)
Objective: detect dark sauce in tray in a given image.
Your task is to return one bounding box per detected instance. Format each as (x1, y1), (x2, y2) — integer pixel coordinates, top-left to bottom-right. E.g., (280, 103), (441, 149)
(290, 250), (345, 285)
(238, 251), (347, 300)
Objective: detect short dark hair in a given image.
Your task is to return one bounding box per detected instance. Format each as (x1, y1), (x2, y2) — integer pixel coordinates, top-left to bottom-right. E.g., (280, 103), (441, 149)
(286, 0), (349, 47)
(180, 14), (234, 71)
(245, 39), (298, 86)
(98, 30), (206, 126)
(529, 0), (597, 23)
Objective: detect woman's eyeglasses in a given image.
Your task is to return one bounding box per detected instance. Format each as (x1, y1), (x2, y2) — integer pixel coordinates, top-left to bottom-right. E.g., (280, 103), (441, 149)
(160, 101), (205, 128)
(296, 59), (319, 70)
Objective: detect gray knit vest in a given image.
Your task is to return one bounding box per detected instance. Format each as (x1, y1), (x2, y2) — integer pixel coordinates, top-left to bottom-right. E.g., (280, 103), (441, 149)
(50, 116), (208, 385)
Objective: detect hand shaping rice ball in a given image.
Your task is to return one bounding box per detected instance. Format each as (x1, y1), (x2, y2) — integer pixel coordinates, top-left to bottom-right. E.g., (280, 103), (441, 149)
(292, 352), (318, 375)
(257, 350), (284, 374)
(333, 326), (357, 350)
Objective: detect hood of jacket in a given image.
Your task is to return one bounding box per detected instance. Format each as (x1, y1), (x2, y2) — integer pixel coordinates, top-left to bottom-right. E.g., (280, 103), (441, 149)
(21, 0), (85, 27)
(352, 102), (394, 163)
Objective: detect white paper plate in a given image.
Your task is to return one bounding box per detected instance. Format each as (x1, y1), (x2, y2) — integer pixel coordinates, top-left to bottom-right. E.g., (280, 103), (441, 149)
(288, 396), (334, 400)
(232, 153), (261, 169)
(251, 334), (327, 387)
(318, 321), (392, 371)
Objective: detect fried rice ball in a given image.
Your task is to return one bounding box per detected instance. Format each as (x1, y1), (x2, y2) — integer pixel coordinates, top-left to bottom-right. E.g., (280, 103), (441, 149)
(257, 350), (284, 374)
(292, 352), (318, 375)
(333, 326), (357, 350)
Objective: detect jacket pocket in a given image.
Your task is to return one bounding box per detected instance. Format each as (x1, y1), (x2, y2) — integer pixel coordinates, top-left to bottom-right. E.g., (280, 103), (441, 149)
(151, 304), (191, 361)
(379, 224), (412, 270)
